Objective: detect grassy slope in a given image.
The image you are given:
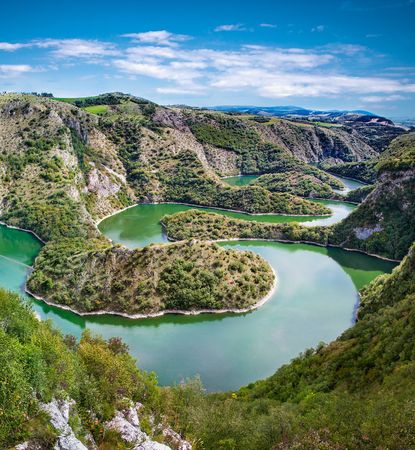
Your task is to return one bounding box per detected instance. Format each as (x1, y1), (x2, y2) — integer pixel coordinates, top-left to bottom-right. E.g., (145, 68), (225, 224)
(0, 289), (163, 448)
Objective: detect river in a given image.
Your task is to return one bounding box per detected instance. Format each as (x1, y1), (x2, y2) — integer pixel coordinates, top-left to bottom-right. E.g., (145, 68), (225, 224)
(0, 185), (395, 391)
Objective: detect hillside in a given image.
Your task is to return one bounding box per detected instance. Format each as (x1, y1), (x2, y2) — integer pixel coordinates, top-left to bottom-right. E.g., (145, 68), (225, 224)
(0, 289), (192, 449)
(331, 133), (415, 259)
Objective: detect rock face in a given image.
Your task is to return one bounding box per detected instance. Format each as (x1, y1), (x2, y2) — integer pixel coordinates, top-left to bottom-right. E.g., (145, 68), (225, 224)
(104, 401), (192, 450)
(354, 224), (383, 240)
(105, 403), (148, 444)
(17, 399), (191, 450)
(40, 399), (88, 450)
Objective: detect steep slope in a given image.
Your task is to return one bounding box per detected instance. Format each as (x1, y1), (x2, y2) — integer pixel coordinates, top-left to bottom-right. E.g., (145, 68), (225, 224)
(185, 110), (378, 171)
(331, 132), (415, 259)
(0, 289), (191, 449)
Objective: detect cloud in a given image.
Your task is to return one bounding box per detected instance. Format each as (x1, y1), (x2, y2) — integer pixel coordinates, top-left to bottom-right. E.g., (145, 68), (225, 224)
(361, 94), (406, 102)
(0, 39), (119, 58)
(311, 25), (325, 32)
(0, 42), (30, 51)
(156, 86), (204, 95)
(121, 30), (191, 47)
(214, 24), (246, 32)
(112, 38), (415, 98)
(2, 31), (415, 104)
(259, 23), (277, 28)
(0, 64), (33, 77)
(34, 39), (119, 57)
(366, 33), (382, 38)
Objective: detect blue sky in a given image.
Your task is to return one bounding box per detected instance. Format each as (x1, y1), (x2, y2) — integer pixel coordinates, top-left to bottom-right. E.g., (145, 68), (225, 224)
(1, 0), (414, 117)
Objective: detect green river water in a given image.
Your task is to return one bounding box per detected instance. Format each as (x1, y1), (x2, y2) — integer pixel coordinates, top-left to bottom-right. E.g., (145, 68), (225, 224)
(0, 178), (396, 391)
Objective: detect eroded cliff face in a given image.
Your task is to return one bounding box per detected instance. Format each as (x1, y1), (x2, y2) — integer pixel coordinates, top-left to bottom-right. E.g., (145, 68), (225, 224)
(0, 94), (135, 236)
(254, 119), (377, 163)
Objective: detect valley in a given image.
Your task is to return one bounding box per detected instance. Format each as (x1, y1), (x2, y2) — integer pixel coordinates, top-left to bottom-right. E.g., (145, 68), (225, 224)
(0, 92), (413, 449)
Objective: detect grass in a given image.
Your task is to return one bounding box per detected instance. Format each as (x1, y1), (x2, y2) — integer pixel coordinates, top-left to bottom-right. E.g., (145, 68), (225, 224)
(83, 105), (109, 115)
(313, 121), (343, 128)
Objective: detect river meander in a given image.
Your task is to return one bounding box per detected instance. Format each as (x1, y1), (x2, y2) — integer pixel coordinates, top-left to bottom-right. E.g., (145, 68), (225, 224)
(0, 185), (396, 391)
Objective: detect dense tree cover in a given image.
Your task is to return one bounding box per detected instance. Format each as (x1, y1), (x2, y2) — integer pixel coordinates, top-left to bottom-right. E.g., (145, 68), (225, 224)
(376, 132), (415, 173)
(0, 289), (159, 448)
(28, 240), (274, 314)
(162, 209), (331, 244)
(189, 114), (261, 152)
(252, 171), (339, 199)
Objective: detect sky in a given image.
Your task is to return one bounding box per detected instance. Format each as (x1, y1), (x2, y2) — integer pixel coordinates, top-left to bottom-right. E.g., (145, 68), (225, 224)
(1, 0), (414, 117)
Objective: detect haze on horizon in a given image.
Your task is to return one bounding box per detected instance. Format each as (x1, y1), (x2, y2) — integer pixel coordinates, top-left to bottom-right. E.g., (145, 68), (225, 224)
(1, 0), (414, 118)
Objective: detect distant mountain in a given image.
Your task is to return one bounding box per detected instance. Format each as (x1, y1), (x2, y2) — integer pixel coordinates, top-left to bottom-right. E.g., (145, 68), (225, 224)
(206, 105), (377, 119)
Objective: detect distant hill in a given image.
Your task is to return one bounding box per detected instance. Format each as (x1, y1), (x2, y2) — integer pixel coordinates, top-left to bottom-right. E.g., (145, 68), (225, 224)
(203, 105), (399, 125)
(206, 104), (374, 116)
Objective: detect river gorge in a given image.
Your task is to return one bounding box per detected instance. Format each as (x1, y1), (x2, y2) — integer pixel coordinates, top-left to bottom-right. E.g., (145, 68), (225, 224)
(0, 177), (395, 391)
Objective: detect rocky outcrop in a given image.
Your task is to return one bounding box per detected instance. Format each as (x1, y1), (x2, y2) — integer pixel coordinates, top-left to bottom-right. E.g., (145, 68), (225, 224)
(104, 401), (191, 450)
(40, 399), (88, 450)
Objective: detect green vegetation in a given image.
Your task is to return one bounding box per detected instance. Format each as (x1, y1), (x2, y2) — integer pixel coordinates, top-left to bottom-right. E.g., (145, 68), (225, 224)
(162, 209), (330, 244)
(0, 289), (160, 448)
(189, 114), (260, 151)
(323, 160), (378, 183)
(1, 94), (415, 448)
(5, 244), (415, 449)
(252, 171), (339, 199)
(160, 244), (415, 449)
(0, 94), (277, 316)
(376, 132), (415, 173)
(159, 150), (331, 215)
(27, 240), (274, 314)
(332, 133), (415, 260)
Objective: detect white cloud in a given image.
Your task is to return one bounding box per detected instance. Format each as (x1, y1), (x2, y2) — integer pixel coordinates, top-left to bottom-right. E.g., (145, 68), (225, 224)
(214, 24), (246, 32)
(0, 42), (30, 51)
(112, 38), (415, 99)
(34, 39), (118, 57)
(259, 23), (277, 28)
(311, 25), (325, 32)
(361, 94), (406, 102)
(0, 64), (33, 77)
(121, 30), (191, 47)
